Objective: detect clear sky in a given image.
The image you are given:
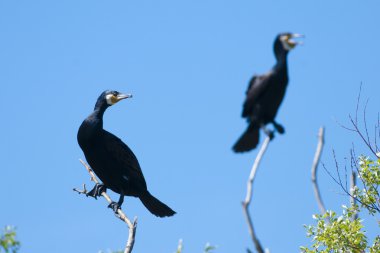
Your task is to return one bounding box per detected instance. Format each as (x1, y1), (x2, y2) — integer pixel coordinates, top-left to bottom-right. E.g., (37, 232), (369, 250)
(1, 1), (379, 252)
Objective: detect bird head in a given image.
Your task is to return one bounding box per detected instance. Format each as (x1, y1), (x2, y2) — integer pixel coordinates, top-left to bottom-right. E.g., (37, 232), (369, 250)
(275, 32), (304, 52)
(95, 90), (133, 110)
(104, 90), (133, 106)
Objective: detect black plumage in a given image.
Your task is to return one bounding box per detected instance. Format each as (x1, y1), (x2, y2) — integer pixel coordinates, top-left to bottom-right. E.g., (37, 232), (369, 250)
(233, 33), (303, 152)
(77, 90), (175, 217)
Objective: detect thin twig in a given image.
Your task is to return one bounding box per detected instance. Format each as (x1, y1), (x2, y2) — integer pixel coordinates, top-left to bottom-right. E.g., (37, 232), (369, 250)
(354, 83), (362, 127)
(242, 136), (270, 253)
(374, 116), (379, 153)
(311, 127), (326, 215)
(74, 159), (138, 253)
(347, 87), (378, 157)
(333, 150), (345, 193)
(324, 154), (380, 213)
(363, 99), (371, 147)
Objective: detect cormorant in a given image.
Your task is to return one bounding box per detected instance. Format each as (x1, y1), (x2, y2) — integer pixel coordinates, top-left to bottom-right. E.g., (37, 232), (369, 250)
(77, 90), (175, 217)
(233, 33), (303, 153)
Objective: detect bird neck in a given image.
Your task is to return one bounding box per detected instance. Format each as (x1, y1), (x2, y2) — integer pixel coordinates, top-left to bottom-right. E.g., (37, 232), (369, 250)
(85, 106), (107, 132)
(275, 51), (288, 67)
(93, 101), (109, 119)
(91, 108), (105, 123)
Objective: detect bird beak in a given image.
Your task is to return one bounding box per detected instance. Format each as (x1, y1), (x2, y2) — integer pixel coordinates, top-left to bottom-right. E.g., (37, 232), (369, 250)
(287, 33), (304, 48)
(116, 93), (133, 102)
(290, 33), (305, 39)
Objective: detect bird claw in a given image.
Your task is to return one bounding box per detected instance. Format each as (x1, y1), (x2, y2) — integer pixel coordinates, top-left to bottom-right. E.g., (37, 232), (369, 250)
(267, 130), (275, 140)
(261, 125), (275, 140)
(108, 201), (121, 214)
(86, 183), (106, 199)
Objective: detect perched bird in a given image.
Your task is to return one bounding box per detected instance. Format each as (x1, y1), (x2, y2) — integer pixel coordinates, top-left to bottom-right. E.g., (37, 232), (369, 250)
(77, 90), (175, 217)
(233, 33), (303, 153)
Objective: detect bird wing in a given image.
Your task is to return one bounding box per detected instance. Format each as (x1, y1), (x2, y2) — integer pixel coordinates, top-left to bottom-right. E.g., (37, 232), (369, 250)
(102, 130), (146, 186)
(242, 71), (273, 118)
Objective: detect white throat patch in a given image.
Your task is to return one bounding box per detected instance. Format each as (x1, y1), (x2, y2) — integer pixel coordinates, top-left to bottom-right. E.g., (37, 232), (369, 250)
(106, 94), (115, 105)
(280, 35), (292, 51)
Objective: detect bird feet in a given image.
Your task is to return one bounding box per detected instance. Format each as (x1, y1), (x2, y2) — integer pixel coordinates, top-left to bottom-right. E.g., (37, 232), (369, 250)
(266, 130), (275, 140)
(108, 201), (121, 214)
(86, 183), (106, 199)
(261, 125), (275, 140)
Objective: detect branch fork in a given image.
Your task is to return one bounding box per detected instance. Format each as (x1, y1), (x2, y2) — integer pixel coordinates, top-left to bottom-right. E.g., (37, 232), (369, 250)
(74, 159), (137, 253)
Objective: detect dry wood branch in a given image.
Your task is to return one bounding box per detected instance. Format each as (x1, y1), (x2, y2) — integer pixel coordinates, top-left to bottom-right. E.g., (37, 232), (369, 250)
(350, 171), (358, 220)
(242, 136), (270, 253)
(311, 127), (326, 215)
(74, 159), (137, 253)
(243, 137), (271, 204)
(175, 239), (183, 253)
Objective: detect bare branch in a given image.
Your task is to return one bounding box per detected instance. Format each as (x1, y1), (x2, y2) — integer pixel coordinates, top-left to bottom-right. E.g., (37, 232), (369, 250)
(311, 127), (327, 215)
(333, 117), (356, 132)
(74, 159), (137, 253)
(363, 99), (371, 146)
(333, 150), (345, 193)
(242, 136), (270, 253)
(346, 88), (379, 158)
(354, 83), (362, 127)
(176, 239), (183, 253)
(350, 171), (358, 220)
(243, 137), (270, 204)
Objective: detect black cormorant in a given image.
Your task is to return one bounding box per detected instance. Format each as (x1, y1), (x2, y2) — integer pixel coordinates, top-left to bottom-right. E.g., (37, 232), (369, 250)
(233, 33), (303, 152)
(77, 90), (175, 217)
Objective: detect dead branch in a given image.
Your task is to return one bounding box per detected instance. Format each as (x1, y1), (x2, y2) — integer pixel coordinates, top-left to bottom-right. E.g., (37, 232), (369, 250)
(350, 171), (358, 220)
(242, 136), (271, 253)
(74, 159), (137, 253)
(311, 127), (326, 215)
(175, 239), (183, 253)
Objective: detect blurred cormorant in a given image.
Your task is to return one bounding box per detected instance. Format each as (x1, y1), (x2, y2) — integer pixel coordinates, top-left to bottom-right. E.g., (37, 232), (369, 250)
(233, 33), (303, 152)
(77, 90), (175, 217)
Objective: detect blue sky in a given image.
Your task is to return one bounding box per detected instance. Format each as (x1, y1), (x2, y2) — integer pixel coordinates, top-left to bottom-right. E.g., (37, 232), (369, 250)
(1, 1), (379, 252)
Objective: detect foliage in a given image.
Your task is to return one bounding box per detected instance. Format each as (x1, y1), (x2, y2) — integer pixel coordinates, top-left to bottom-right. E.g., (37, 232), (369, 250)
(0, 226), (20, 253)
(351, 156), (380, 214)
(203, 242), (216, 253)
(175, 240), (216, 253)
(301, 155), (380, 253)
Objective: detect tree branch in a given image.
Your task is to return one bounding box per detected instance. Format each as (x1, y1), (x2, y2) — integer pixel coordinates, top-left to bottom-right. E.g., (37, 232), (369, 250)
(73, 159), (137, 253)
(242, 136), (271, 253)
(311, 127), (327, 215)
(350, 171), (358, 220)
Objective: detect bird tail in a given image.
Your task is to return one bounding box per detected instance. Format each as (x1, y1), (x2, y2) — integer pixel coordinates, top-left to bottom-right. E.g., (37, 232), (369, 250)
(140, 191), (176, 218)
(233, 123), (260, 153)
